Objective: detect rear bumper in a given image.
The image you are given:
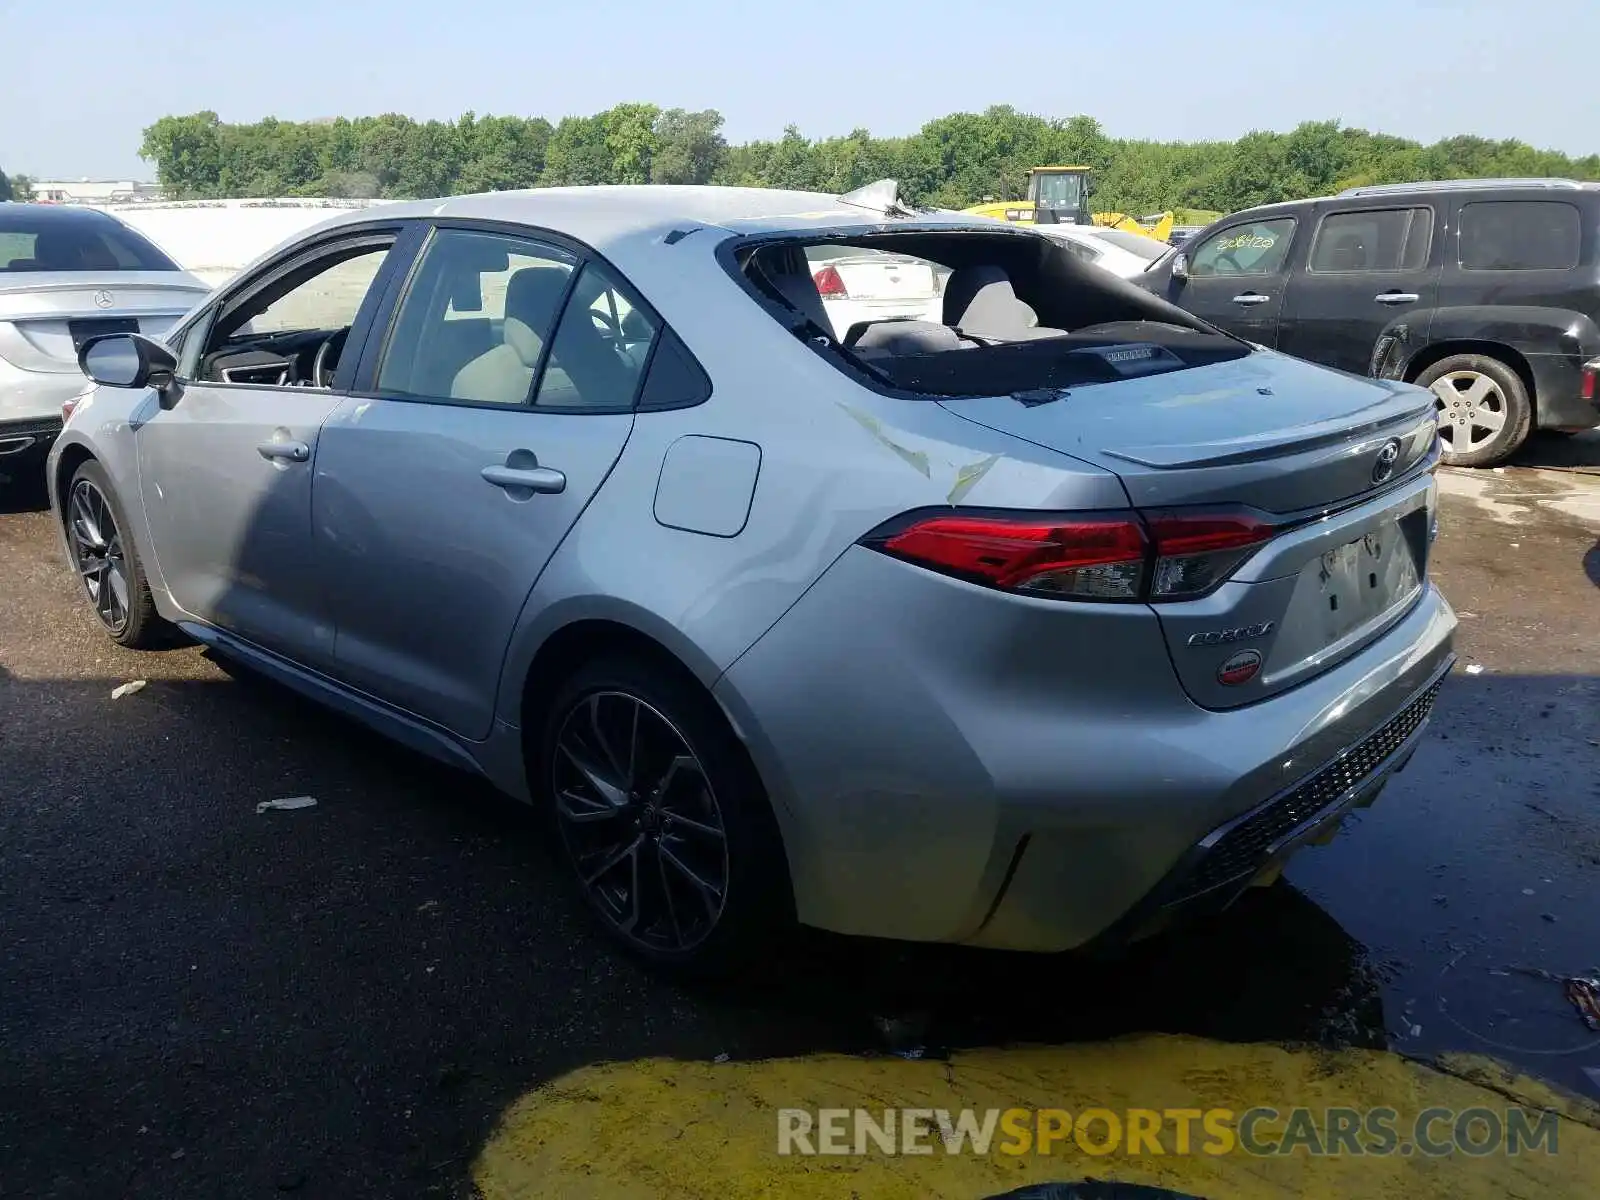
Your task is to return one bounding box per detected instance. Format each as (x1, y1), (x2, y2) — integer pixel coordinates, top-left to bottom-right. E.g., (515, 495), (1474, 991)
(0, 414), (64, 461)
(1080, 652), (1450, 952)
(716, 545), (1457, 952)
(1, 360), (89, 427)
(1523, 352), (1600, 431)
(1546, 356), (1600, 431)
(1, 360), (90, 464)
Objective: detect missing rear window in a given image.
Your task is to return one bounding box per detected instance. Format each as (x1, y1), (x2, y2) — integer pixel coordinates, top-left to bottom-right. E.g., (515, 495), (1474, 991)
(730, 229), (1249, 398)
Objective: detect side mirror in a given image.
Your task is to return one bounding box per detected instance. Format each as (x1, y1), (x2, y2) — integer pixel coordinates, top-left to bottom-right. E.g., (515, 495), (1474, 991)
(79, 333), (178, 391)
(1170, 252), (1190, 283)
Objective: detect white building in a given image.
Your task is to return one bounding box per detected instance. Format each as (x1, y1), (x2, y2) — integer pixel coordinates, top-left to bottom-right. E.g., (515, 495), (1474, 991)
(31, 179), (165, 204)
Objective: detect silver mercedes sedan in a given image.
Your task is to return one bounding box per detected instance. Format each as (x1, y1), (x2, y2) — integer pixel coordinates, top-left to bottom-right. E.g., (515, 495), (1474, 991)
(1, 204), (209, 472)
(48, 184), (1456, 969)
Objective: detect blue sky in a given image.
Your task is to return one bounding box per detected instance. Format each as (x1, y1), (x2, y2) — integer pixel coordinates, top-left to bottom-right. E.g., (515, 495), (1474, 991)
(5, 0), (1595, 179)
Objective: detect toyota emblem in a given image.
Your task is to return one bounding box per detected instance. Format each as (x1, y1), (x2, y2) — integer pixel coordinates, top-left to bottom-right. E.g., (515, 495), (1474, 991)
(93, 290), (115, 309)
(1370, 438), (1402, 484)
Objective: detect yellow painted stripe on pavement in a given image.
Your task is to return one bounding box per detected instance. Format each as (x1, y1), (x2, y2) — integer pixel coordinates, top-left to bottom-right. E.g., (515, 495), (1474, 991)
(474, 1033), (1600, 1199)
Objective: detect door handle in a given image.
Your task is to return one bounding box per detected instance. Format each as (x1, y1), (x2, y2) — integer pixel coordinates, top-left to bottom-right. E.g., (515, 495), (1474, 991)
(256, 439), (309, 462)
(1231, 293), (1271, 306)
(1375, 292), (1420, 305)
(481, 463), (566, 495)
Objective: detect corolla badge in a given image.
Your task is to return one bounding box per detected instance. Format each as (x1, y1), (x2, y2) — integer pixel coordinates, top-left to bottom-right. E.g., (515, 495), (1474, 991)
(1370, 438), (1402, 484)
(1187, 621), (1274, 648)
(1217, 649), (1263, 687)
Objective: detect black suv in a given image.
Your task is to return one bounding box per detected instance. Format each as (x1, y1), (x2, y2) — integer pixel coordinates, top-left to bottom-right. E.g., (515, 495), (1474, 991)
(1137, 178), (1600, 465)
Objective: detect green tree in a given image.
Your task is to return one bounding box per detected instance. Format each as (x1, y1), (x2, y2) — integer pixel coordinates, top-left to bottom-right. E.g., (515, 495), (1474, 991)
(650, 109), (728, 185)
(763, 125), (820, 191)
(1206, 130), (1310, 211)
(458, 114), (552, 193)
(602, 102), (661, 185)
(324, 171), (382, 199)
(541, 115), (613, 186)
(134, 105), (1600, 212)
(139, 112), (224, 198)
(1284, 120), (1349, 198)
(356, 114), (416, 195)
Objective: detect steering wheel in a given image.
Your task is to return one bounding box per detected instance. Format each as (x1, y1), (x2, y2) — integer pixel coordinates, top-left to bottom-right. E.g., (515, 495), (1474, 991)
(312, 328), (350, 388)
(1213, 249), (1245, 274)
(589, 307), (621, 338)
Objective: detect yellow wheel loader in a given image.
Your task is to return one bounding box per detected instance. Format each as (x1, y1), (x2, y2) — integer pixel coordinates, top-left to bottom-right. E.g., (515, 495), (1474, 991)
(962, 166), (1174, 243)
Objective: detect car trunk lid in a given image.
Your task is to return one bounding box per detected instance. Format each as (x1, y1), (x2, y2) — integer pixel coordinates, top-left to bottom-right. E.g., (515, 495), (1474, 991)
(938, 352), (1441, 707)
(937, 352), (1437, 514)
(0, 273), (209, 373)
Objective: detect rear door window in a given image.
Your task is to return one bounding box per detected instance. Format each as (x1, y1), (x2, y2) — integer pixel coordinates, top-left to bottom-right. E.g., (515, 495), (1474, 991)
(1459, 201), (1581, 270)
(531, 260), (659, 411)
(1188, 218), (1296, 277)
(1309, 208), (1433, 272)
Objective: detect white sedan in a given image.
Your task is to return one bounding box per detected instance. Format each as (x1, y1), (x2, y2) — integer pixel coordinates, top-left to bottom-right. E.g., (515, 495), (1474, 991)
(1029, 224), (1169, 278)
(804, 245), (943, 341)
(1, 204), (210, 471)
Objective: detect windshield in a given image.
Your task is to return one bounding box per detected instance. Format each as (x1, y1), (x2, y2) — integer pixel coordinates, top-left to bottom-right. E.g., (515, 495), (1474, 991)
(1090, 229), (1167, 261)
(0, 209), (180, 273)
(1032, 172), (1085, 210)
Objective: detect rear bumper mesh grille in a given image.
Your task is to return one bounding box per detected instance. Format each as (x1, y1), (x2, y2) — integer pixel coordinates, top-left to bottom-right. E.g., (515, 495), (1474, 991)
(1167, 675), (1446, 905)
(0, 416), (64, 436)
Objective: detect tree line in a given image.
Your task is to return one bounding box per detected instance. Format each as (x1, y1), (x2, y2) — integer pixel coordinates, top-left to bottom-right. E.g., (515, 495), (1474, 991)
(133, 105), (1600, 217)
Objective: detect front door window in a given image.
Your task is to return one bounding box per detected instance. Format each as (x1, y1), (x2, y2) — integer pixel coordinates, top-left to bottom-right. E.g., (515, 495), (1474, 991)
(1189, 219), (1297, 277)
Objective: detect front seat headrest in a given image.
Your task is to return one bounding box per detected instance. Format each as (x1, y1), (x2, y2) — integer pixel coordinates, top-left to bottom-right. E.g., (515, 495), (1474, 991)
(503, 267), (572, 366)
(942, 265), (1040, 339)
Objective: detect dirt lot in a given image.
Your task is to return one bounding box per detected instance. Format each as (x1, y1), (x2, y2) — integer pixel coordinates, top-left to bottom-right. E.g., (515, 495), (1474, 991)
(1, 435), (1597, 1198)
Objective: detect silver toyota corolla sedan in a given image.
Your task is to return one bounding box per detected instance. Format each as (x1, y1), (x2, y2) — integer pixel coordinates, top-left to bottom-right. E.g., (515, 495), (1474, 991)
(1, 204), (209, 473)
(48, 184), (1456, 969)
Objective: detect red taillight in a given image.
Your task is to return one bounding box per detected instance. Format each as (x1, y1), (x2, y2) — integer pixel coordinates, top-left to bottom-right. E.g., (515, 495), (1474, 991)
(62, 396), (81, 422)
(1582, 358), (1599, 402)
(877, 512), (1150, 600)
(1143, 510), (1275, 599)
(813, 265), (848, 298)
(866, 507), (1276, 602)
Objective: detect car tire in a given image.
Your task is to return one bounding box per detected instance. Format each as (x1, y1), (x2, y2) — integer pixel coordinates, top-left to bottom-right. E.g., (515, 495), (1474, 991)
(63, 460), (167, 649)
(535, 654), (793, 974)
(1416, 354), (1532, 467)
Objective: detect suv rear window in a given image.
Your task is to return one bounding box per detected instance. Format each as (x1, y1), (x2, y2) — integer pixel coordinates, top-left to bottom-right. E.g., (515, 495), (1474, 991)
(0, 209), (180, 273)
(733, 230), (1249, 398)
(1459, 201), (1581, 271)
